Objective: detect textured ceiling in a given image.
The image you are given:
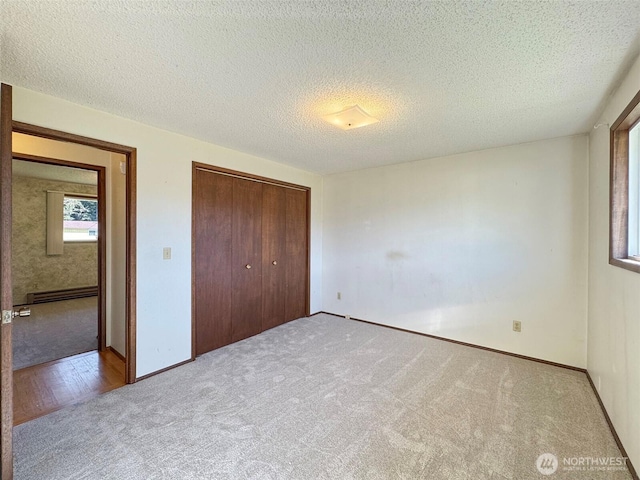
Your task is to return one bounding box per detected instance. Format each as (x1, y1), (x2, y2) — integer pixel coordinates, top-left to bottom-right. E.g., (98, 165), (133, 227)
(13, 159), (97, 186)
(2, 1), (640, 174)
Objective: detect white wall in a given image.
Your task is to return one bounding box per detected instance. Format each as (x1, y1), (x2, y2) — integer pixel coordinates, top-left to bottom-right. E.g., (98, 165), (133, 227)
(323, 136), (589, 368)
(588, 53), (640, 468)
(11, 87), (323, 378)
(109, 152), (127, 356)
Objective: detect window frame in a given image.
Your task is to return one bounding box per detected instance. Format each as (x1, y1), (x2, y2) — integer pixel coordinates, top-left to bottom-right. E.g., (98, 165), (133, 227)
(63, 193), (99, 243)
(610, 88), (640, 274)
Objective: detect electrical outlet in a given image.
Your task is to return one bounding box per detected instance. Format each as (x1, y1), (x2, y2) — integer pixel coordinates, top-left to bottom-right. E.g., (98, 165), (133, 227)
(513, 320), (522, 332)
(163, 247), (171, 260)
(337, 292), (341, 300)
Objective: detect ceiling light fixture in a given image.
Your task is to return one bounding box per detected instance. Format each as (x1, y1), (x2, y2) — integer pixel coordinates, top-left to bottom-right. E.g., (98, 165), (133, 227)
(321, 105), (379, 130)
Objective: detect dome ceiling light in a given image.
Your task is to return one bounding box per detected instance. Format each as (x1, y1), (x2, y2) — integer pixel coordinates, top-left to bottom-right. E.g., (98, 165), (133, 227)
(321, 105), (379, 131)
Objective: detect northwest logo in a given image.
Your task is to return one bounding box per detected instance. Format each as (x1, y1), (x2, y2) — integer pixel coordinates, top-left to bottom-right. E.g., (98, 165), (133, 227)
(536, 453), (558, 475)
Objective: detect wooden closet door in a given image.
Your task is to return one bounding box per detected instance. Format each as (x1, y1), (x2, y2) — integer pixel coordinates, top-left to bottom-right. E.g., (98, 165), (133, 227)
(231, 177), (263, 342)
(261, 184), (286, 330)
(284, 188), (308, 322)
(194, 169), (233, 355)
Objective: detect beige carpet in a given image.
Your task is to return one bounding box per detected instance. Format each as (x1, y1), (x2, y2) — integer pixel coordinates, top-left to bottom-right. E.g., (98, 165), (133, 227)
(12, 297), (98, 370)
(14, 314), (631, 479)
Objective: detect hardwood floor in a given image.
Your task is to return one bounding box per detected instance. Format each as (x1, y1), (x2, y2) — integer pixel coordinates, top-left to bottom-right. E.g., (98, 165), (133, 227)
(13, 349), (125, 426)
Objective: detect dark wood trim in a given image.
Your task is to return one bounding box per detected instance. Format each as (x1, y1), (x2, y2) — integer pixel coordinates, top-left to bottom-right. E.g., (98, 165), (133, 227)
(610, 127), (630, 261)
(585, 372), (639, 480)
(317, 311), (587, 372)
(125, 149), (137, 383)
(610, 87), (640, 274)
(193, 162), (308, 192)
(97, 163), (107, 351)
(13, 121), (134, 155)
(305, 188), (311, 316)
(108, 345), (126, 362)
(12, 152), (104, 172)
(135, 358), (193, 382)
(12, 122), (137, 384)
(11, 153), (108, 352)
(1, 83), (14, 480)
(611, 88), (640, 131)
(610, 257), (640, 274)
(190, 163), (197, 361)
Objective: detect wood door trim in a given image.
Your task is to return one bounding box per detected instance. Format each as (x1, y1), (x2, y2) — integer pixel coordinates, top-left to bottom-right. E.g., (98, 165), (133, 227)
(1, 83), (14, 480)
(125, 149), (137, 383)
(12, 152), (107, 350)
(12, 122), (137, 384)
(305, 188), (311, 316)
(191, 163), (196, 360)
(13, 121), (134, 155)
(107, 345), (126, 362)
(13, 152), (105, 172)
(193, 162), (309, 192)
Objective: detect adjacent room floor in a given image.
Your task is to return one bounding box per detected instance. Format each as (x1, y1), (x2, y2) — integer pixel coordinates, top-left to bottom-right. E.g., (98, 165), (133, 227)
(14, 314), (631, 479)
(12, 297), (98, 370)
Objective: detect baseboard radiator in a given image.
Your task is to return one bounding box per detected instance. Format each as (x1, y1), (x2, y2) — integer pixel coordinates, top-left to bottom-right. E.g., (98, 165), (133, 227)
(26, 286), (98, 304)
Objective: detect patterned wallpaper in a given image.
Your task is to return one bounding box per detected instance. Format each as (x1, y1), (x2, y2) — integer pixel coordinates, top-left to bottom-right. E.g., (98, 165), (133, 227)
(12, 175), (98, 305)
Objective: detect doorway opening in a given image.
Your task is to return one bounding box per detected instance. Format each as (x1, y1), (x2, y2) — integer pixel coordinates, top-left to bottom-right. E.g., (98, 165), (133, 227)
(10, 125), (137, 425)
(12, 157), (103, 369)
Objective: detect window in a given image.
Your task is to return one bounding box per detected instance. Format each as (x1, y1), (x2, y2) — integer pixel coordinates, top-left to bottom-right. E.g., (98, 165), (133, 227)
(63, 196), (98, 242)
(630, 122), (639, 261)
(610, 88), (640, 273)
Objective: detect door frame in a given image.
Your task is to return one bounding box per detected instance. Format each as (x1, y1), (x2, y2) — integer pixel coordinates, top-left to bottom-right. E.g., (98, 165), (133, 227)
(191, 162), (311, 360)
(1, 83), (14, 480)
(12, 152), (107, 351)
(12, 121), (137, 384)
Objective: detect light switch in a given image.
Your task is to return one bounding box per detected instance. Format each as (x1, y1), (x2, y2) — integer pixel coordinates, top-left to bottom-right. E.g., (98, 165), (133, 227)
(163, 247), (171, 260)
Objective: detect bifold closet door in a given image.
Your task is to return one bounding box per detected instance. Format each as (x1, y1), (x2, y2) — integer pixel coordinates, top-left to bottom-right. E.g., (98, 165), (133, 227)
(284, 188), (307, 322)
(231, 177), (263, 342)
(194, 164), (309, 356)
(194, 169), (233, 355)
(262, 184), (286, 330)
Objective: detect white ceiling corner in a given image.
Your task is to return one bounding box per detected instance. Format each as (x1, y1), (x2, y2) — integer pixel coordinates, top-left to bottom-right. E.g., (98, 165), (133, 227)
(2, 0), (640, 174)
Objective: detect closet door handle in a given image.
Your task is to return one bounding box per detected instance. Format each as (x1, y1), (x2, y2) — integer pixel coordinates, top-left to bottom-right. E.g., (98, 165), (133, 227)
(245, 264), (252, 269)
(272, 260), (277, 265)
